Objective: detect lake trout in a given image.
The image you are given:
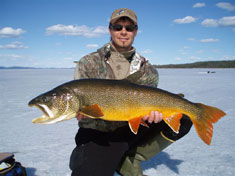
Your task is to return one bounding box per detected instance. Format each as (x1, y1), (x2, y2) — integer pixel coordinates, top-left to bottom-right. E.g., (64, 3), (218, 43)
(28, 79), (226, 145)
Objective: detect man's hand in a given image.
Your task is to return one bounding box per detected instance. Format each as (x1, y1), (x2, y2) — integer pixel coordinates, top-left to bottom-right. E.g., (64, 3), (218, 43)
(76, 113), (84, 121)
(142, 111), (163, 124)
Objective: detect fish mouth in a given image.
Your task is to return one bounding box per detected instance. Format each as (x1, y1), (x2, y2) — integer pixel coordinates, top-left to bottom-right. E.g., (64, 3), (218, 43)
(29, 103), (76, 124)
(38, 104), (54, 118)
(31, 104), (51, 117)
(29, 103), (54, 123)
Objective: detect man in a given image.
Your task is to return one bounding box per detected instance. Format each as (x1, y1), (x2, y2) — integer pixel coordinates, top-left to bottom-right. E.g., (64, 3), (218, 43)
(70, 8), (192, 176)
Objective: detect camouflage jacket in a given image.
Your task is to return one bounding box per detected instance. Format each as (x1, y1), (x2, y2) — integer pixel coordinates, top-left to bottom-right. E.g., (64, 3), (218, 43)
(74, 43), (159, 132)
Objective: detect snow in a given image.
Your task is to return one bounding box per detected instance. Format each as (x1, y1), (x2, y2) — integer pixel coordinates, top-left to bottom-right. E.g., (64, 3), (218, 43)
(0, 68), (234, 176)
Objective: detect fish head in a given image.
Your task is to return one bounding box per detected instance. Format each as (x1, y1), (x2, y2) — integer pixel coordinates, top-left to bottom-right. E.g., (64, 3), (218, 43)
(28, 86), (80, 124)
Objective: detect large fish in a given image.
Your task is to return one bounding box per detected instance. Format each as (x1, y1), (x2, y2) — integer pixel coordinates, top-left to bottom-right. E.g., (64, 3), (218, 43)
(28, 79), (226, 145)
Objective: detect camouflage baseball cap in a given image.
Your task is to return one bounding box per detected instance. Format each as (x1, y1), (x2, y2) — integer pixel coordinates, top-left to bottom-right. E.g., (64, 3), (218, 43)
(110, 8), (137, 25)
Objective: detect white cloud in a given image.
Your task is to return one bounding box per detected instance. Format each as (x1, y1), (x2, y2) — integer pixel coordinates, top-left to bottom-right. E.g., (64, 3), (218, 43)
(46, 24), (108, 38)
(141, 49), (153, 54)
(0, 54), (23, 60)
(178, 46), (190, 55)
(0, 27), (26, 38)
(86, 44), (99, 48)
(189, 56), (202, 60)
(201, 16), (235, 27)
(201, 19), (218, 27)
(200, 38), (220, 43)
(64, 57), (73, 61)
(179, 50), (187, 55)
(175, 57), (183, 61)
(188, 38), (220, 43)
(193, 3), (206, 8)
(221, 55), (235, 60)
(216, 2), (235, 11)
(218, 16), (235, 26)
(173, 16), (197, 24)
(188, 38), (196, 41)
(0, 41), (28, 49)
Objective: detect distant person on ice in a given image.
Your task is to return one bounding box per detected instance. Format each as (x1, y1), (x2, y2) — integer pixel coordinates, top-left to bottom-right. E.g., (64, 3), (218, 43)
(69, 8), (192, 176)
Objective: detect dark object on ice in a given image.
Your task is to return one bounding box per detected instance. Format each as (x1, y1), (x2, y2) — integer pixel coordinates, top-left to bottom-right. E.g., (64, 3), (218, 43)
(207, 71), (216, 74)
(0, 152), (27, 176)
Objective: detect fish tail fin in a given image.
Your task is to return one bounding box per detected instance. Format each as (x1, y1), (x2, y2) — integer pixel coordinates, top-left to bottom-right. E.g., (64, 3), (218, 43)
(193, 103), (226, 145)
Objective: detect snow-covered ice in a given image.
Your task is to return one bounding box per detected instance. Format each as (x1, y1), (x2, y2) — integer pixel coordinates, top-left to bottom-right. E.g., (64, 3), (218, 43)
(0, 68), (234, 176)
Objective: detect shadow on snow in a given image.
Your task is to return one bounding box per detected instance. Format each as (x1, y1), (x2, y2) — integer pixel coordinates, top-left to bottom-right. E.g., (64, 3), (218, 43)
(142, 152), (183, 174)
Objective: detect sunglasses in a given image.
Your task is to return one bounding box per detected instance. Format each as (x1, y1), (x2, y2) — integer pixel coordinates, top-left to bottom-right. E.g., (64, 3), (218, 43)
(110, 24), (137, 32)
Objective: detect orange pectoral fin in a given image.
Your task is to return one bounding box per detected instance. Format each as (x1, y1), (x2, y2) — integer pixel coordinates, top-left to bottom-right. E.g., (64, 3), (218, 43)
(80, 104), (104, 118)
(128, 117), (142, 134)
(163, 113), (183, 133)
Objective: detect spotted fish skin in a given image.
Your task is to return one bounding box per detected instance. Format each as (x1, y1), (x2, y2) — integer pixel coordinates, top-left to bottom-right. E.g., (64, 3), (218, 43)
(28, 79), (226, 145)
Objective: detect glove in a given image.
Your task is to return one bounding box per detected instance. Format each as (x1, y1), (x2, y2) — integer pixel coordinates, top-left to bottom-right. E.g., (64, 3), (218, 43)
(161, 115), (193, 142)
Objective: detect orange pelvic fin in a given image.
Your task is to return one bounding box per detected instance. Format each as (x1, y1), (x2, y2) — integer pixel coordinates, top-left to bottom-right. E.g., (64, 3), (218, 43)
(163, 113), (183, 133)
(80, 104), (104, 118)
(193, 103), (226, 145)
(128, 117), (142, 134)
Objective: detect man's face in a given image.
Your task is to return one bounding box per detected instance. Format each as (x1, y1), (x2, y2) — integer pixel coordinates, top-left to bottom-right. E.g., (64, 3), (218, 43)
(109, 18), (138, 52)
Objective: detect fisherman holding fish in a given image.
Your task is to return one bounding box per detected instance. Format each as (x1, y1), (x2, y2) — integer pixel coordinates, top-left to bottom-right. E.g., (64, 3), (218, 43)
(70, 8), (193, 176)
(28, 7), (225, 176)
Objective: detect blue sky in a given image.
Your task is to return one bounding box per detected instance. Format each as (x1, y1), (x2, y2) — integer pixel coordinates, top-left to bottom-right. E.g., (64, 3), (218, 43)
(1, 0), (235, 68)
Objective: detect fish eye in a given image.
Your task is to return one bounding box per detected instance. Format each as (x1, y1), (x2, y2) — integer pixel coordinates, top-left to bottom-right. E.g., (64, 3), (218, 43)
(40, 96), (52, 103)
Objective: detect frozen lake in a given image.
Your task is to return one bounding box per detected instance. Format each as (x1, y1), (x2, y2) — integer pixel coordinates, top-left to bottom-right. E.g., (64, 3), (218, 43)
(0, 68), (234, 176)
